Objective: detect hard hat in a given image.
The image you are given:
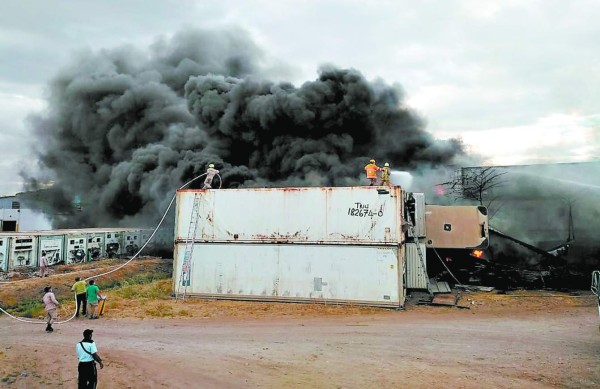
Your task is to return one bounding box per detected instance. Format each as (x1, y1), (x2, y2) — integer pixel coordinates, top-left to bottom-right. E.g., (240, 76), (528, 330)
(384, 162), (389, 167)
(208, 163), (215, 168)
(369, 159), (375, 163)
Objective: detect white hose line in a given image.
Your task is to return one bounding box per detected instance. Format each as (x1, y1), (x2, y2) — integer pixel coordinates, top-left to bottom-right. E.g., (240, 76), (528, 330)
(0, 171), (219, 324)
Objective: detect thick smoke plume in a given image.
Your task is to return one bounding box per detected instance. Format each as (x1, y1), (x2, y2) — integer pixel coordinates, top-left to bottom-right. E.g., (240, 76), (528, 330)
(25, 29), (464, 228)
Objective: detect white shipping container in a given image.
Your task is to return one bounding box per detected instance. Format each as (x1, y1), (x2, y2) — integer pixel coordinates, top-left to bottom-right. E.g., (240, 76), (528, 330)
(87, 233), (104, 261)
(65, 234), (87, 264)
(176, 186), (404, 245)
(39, 235), (65, 266)
(9, 235), (37, 268)
(123, 230), (143, 256)
(104, 231), (123, 257)
(174, 243), (404, 307)
(174, 186), (407, 307)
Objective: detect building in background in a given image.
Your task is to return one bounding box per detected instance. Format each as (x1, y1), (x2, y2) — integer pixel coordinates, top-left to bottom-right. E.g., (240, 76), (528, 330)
(0, 194), (52, 232)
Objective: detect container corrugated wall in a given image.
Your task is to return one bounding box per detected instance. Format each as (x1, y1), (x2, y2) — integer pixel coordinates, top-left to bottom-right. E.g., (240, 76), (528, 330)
(405, 243), (428, 289)
(176, 186), (403, 245)
(174, 186), (406, 307)
(174, 243), (404, 307)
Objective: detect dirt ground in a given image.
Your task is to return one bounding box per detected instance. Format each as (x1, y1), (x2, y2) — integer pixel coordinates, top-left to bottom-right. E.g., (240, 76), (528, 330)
(0, 297), (598, 388)
(0, 259), (599, 388)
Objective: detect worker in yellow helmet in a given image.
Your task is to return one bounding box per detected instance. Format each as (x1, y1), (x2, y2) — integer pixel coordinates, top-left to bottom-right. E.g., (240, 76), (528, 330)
(203, 163), (220, 189)
(380, 162), (391, 186)
(364, 159), (381, 186)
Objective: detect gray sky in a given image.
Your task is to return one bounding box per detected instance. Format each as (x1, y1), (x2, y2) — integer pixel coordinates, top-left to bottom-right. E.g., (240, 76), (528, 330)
(0, 0), (599, 196)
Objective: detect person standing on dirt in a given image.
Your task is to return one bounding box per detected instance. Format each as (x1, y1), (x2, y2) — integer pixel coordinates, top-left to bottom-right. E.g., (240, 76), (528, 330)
(72, 277), (87, 318)
(42, 286), (59, 332)
(76, 329), (104, 389)
(86, 280), (101, 319)
(39, 251), (48, 278)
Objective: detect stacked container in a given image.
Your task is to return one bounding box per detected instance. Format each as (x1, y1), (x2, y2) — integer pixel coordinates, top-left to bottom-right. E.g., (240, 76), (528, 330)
(173, 186), (407, 307)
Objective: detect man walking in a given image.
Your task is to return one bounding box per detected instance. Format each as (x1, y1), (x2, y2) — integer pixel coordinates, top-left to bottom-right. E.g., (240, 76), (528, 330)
(76, 329), (104, 389)
(42, 286), (59, 332)
(86, 280), (101, 319)
(71, 277), (87, 318)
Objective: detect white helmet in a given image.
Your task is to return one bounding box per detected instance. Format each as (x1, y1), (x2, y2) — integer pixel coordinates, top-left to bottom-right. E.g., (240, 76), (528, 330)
(384, 162), (389, 167)
(208, 163), (215, 168)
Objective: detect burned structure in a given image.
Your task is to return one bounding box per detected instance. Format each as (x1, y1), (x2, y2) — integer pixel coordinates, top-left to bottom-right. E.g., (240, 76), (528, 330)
(443, 161), (600, 289)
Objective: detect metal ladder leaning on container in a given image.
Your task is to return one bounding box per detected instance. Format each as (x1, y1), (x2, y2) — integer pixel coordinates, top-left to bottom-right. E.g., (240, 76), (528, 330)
(176, 193), (202, 301)
(407, 222), (431, 293)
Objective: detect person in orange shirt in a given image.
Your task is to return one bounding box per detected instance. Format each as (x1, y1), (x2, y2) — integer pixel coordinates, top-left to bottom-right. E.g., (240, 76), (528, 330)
(364, 159), (381, 186)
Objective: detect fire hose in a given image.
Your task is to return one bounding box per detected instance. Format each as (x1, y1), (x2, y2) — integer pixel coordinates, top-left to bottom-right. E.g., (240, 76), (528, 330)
(0, 172), (221, 324)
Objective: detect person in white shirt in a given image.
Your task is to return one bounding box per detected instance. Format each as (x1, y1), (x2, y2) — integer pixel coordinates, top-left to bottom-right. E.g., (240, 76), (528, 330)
(42, 286), (59, 332)
(76, 329), (104, 388)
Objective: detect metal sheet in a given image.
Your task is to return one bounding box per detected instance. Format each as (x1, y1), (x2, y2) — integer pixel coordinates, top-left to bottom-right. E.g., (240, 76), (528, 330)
(175, 186), (403, 245)
(38, 235), (65, 266)
(405, 243), (428, 289)
(425, 205), (489, 249)
(173, 243), (404, 307)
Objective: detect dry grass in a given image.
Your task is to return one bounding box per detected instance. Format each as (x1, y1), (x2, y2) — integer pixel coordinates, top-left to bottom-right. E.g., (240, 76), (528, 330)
(2, 257), (595, 321)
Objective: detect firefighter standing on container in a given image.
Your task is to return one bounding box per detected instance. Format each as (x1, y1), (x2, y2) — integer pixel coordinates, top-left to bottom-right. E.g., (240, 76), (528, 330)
(203, 163), (220, 189)
(380, 162), (391, 186)
(364, 159), (381, 186)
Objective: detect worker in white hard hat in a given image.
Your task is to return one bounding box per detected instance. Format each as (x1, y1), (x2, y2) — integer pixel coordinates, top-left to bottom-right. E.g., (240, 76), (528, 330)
(203, 163), (220, 189)
(380, 162), (391, 187)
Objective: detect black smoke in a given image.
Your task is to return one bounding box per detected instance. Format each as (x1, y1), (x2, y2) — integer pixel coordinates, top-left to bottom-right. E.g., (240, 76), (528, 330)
(24, 28), (465, 229)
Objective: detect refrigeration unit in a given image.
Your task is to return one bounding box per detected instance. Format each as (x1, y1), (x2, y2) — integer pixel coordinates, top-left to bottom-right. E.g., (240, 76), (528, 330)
(123, 230), (142, 256)
(104, 231), (123, 258)
(86, 232), (104, 261)
(9, 234), (37, 268)
(65, 233), (87, 264)
(38, 234), (65, 266)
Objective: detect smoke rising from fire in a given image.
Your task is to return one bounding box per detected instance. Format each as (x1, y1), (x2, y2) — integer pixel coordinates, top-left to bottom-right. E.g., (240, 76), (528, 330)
(24, 28), (465, 228)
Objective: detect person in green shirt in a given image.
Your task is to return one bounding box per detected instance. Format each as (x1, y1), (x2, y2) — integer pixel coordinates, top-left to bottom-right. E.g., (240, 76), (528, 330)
(86, 279), (101, 319)
(71, 277), (87, 318)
